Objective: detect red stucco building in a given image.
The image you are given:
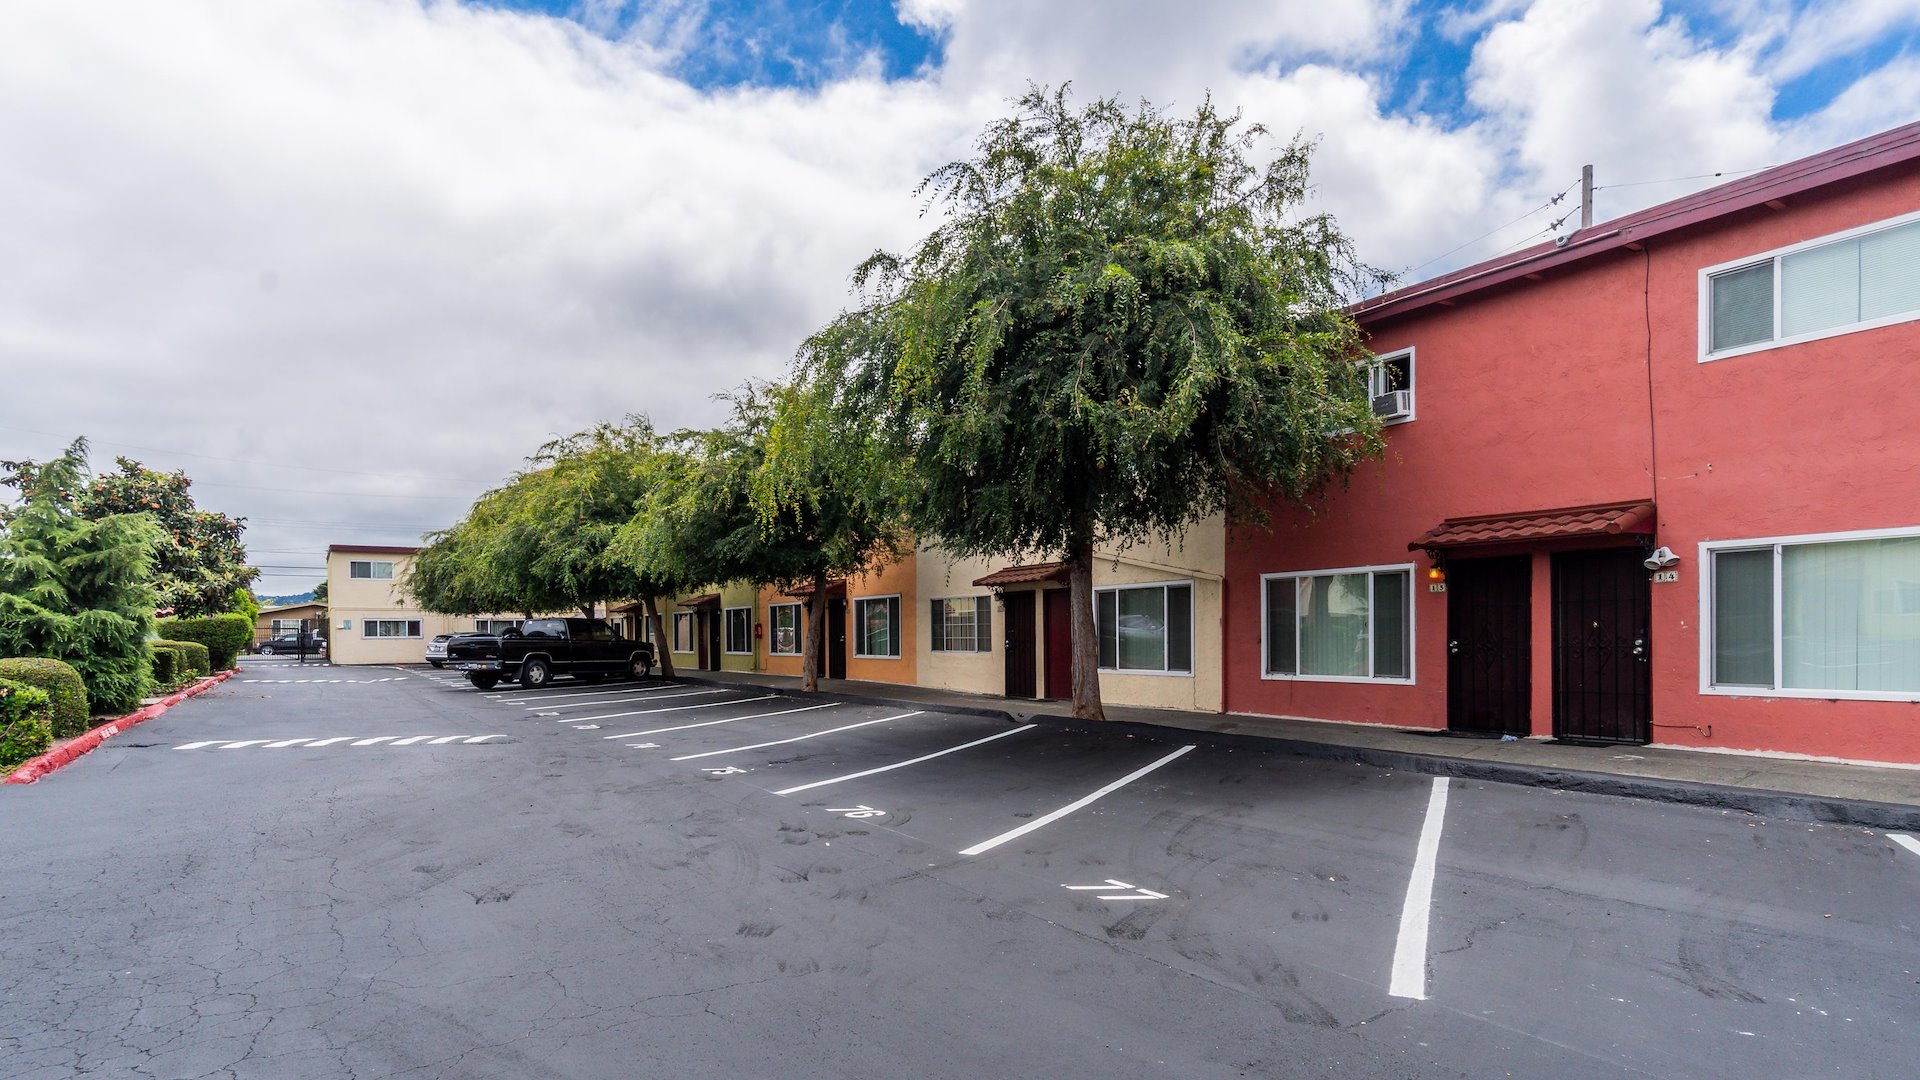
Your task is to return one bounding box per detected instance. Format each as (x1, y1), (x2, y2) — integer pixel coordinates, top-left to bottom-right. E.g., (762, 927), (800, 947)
(1227, 121), (1920, 765)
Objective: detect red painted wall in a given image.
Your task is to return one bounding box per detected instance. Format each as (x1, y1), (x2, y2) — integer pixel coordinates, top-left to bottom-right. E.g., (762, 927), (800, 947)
(1226, 165), (1920, 764)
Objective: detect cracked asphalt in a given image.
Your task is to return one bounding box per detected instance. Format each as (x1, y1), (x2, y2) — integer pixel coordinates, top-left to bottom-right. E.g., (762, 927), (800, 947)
(4, 656), (1918, 1079)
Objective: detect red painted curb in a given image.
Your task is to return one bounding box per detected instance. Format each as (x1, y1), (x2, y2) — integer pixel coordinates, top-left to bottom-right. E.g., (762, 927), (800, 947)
(4, 669), (238, 785)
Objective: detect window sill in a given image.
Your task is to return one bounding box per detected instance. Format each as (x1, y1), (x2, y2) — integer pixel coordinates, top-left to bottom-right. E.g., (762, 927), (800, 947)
(1097, 668), (1194, 678)
(1700, 684), (1920, 703)
(1260, 673), (1416, 686)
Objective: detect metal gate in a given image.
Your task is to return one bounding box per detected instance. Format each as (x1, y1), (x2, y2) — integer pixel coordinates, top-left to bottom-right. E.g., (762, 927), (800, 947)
(1447, 556), (1532, 736)
(1551, 549), (1652, 744)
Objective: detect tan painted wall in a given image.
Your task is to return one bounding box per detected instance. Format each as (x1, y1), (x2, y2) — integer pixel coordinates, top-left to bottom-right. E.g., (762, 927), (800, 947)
(324, 549), (529, 666)
(915, 546), (1002, 694)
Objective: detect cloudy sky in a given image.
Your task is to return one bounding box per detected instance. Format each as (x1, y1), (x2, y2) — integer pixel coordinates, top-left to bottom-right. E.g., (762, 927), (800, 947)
(3, 0), (1916, 596)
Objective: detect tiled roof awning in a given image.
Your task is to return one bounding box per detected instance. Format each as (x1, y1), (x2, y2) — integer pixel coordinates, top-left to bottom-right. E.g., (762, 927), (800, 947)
(782, 581), (846, 600)
(972, 562), (1072, 588)
(678, 593), (723, 608)
(1410, 500), (1655, 552)
(610, 600), (646, 613)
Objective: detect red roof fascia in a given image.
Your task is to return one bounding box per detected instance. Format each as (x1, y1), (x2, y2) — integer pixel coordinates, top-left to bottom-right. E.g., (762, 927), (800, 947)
(328, 544), (422, 555)
(972, 562), (1072, 588)
(782, 580), (847, 600)
(1354, 121), (1920, 325)
(678, 593), (723, 608)
(1409, 500), (1655, 552)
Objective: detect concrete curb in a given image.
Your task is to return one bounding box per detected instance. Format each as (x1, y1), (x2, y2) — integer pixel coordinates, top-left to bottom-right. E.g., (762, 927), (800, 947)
(5, 669), (238, 786)
(675, 674), (1920, 832)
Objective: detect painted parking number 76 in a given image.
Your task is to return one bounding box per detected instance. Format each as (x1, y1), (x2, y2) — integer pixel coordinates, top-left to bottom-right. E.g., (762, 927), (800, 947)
(826, 805), (886, 819)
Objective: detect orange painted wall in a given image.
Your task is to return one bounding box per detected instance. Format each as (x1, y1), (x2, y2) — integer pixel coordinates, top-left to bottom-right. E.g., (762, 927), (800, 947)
(754, 551), (919, 686)
(1226, 165), (1920, 763)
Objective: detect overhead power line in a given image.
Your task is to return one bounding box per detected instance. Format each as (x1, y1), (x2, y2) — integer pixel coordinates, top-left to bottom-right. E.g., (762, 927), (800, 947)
(1398, 175), (1583, 282)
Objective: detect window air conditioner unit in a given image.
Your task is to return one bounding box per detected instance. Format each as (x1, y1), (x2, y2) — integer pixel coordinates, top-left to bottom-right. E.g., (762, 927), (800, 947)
(1372, 389), (1413, 420)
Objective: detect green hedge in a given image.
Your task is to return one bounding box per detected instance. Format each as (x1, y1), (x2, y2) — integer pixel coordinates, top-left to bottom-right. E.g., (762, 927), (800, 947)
(0, 657), (90, 738)
(0, 677), (53, 771)
(158, 613), (253, 671)
(154, 639), (210, 679)
(148, 643), (183, 690)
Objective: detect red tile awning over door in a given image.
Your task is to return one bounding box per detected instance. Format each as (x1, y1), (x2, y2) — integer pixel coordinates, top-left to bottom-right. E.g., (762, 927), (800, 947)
(781, 581), (847, 600)
(679, 593), (723, 608)
(1409, 500), (1655, 552)
(972, 562), (1072, 588)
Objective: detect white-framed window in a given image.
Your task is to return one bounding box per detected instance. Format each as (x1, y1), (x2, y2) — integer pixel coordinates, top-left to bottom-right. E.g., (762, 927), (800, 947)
(930, 596), (993, 653)
(474, 619), (521, 634)
(723, 606), (752, 654)
(1261, 565), (1413, 683)
(854, 595), (902, 658)
(270, 618), (303, 635)
(1096, 580), (1193, 675)
(362, 619), (421, 638)
(671, 612), (694, 654)
(1366, 348), (1415, 425)
(1701, 526), (1920, 701)
(768, 602), (802, 655)
(1700, 209), (1920, 362)
(348, 560), (395, 580)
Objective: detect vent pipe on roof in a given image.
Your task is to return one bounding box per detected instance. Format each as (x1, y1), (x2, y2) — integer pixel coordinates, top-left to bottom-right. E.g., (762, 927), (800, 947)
(1581, 164), (1594, 229)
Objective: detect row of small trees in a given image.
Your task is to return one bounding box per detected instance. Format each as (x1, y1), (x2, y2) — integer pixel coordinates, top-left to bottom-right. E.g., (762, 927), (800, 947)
(409, 89), (1391, 718)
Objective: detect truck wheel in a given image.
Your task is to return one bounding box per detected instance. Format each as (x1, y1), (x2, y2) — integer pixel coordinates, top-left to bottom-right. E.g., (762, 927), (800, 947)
(629, 655), (651, 680)
(467, 673), (500, 690)
(520, 657), (552, 689)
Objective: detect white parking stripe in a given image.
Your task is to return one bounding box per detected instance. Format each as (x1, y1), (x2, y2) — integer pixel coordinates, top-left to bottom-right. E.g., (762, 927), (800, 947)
(350, 736), (398, 746)
(305, 737), (355, 747)
(391, 735), (435, 745)
(602, 702), (836, 739)
(1389, 777), (1452, 1001)
(463, 735), (505, 743)
(670, 711), (922, 761)
(488, 683), (674, 702)
(1890, 833), (1920, 858)
(173, 741), (222, 750)
(568, 694), (779, 724)
(774, 725), (1038, 796)
(217, 740), (271, 749)
(958, 744), (1197, 857)
(531, 689), (725, 711)
(262, 739), (312, 748)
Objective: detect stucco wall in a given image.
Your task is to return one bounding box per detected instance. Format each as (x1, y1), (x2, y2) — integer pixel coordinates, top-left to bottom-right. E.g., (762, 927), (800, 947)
(1225, 166), (1920, 763)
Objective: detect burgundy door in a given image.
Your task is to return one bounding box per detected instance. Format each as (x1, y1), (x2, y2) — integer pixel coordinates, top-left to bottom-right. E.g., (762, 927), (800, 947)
(1447, 556), (1532, 736)
(1043, 590), (1072, 701)
(1003, 591), (1036, 698)
(1551, 549), (1652, 744)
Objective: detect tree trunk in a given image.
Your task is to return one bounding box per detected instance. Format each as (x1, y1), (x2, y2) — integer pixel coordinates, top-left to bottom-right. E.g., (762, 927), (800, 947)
(643, 595), (675, 679)
(1068, 533), (1105, 720)
(803, 574), (827, 693)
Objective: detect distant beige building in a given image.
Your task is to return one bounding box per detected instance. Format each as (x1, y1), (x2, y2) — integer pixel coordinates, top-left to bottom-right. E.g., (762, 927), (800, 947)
(324, 545), (526, 666)
(255, 601), (326, 646)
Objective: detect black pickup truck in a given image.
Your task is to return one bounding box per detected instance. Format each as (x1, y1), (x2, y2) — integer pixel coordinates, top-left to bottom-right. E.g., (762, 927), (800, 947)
(445, 617), (654, 690)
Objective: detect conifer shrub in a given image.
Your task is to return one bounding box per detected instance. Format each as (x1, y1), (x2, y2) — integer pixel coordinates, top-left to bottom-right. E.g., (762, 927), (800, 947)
(0, 657), (90, 738)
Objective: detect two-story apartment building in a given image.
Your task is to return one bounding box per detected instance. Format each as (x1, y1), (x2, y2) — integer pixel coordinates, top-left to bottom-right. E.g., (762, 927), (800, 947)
(1225, 121), (1920, 765)
(324, 545), (530, 666)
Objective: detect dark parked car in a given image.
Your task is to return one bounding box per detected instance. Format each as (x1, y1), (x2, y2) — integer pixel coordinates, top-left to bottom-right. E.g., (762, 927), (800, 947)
(445, 617), (652, 689)
(256, 634), (326, 657)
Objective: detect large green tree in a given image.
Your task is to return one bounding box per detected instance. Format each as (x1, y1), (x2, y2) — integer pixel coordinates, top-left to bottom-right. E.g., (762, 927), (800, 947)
(616, 385), (903, 691)
(407, 420), (689, 675)
(3, 454), (255, 619)
(802, 87), (1388, 718)
(0, 439), (162, 714)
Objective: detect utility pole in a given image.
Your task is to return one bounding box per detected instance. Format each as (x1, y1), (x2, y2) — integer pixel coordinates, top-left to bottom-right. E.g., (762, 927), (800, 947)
(1581, 164), (1594, 229)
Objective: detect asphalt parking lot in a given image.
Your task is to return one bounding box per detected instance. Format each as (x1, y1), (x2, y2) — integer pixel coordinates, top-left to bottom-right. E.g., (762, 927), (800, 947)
(4, 656), (1918, 1079)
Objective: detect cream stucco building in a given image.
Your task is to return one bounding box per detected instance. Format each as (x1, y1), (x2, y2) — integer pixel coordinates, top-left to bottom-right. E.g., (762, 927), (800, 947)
(324, 545), (528, 666)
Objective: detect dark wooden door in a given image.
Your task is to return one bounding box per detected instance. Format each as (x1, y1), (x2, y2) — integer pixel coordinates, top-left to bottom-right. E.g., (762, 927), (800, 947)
(1447, 556), (1532, 736)
(1552, 550), (1652, 744)
(826, 599), (847, 680)
(705, 610), (722, 671)
(1043, 590), (1072, 701)
(694, 612), (709, 670)
(1003, 591), (1036, 698)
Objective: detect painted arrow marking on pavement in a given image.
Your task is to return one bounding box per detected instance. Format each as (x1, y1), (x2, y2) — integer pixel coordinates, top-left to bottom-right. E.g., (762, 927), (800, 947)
(1891, 833), (1920, 858)
(1062, 880), (1168, 901)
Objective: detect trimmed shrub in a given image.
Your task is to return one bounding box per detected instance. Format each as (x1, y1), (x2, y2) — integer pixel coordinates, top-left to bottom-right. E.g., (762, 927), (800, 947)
(0, 657), (90, 738)
(154, 639), (210, 679)
(159, 613), (253, 671)
(0, 677), (53, 771)
(149, 643), (180, 689)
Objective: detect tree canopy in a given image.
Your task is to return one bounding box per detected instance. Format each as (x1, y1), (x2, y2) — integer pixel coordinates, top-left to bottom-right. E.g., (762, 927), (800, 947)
(799, 86), (1388, 717)
(0, 439), (161, 714)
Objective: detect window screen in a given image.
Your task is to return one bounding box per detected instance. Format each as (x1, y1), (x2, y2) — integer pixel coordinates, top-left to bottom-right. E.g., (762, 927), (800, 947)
(1710, 262), (1775, 352)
